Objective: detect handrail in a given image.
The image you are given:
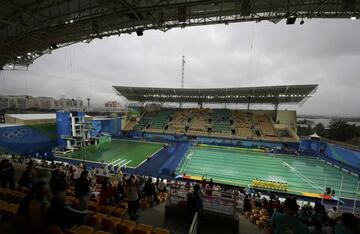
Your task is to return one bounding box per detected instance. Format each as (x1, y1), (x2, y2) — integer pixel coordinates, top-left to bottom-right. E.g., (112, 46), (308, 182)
(189, 212), (199, 234)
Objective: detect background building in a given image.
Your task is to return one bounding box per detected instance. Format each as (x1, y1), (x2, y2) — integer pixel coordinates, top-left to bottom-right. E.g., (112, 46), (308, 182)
(105, 101), (121, 108)
(0, 95), (84, 111)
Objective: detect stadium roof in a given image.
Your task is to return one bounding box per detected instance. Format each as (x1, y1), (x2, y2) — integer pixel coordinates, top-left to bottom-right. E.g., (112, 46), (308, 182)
(5, 113), (92, 120)
(113, 84), (318, 105)
(5, 113), (57, 120)
(1, 1), (359, 69)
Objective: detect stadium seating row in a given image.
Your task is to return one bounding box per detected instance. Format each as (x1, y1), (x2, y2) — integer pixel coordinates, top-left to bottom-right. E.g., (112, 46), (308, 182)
(245, 208), (269, 229)
(132, 108), (298, 142)
(0, 185), (170, 234)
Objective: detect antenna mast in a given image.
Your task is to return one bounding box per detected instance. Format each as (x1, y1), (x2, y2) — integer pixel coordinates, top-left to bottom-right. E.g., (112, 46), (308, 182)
(181, 55), (185, 88)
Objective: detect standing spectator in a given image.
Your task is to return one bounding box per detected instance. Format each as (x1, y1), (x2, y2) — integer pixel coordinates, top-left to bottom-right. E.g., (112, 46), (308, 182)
(209, 178), (214, 190)
(335, 212), (360, 234)
(114, 180), (125, 203)
(310, 201), (327, 230)
(49, 169), (68, 196)
(327, 207), (339, 221)
(204, 183), (213, 196)
(75, 170), (91, 210)
(47, 193), (89, 230)
(243, 195), (252, 212)
(143, 177), (156, 207)
(99, 177), (115, 205)
(28, 181), (51, 233)
(187, 184), (203, 223)
(18, 161), (38, 189)
(127, 177), (140, 220)
(0, 159), (16, 189)
(266, 197), (310, 234)
(157, 178), (166, 193)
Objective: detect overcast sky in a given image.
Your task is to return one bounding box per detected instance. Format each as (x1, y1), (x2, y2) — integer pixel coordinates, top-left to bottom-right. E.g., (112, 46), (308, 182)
(0, 19), (359, 116)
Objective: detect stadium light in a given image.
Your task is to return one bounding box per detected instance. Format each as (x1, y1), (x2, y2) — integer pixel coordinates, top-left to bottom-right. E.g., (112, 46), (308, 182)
(49, 44), (58, 50)
(286, 16), (296, 25)
(136, 28), (144, 36)
(350, 16), (357, 20)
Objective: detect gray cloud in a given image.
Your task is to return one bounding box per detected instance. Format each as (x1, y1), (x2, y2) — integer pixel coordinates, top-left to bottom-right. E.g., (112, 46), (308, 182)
(0, 19), (359, 116)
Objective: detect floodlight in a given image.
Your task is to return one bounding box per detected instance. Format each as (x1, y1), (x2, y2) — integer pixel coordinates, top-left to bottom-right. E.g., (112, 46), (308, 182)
(136, 28), (144, 36)
(350, 16), (357, 20)
(286, 17), (296, 25)
(49, 44), (58, 50)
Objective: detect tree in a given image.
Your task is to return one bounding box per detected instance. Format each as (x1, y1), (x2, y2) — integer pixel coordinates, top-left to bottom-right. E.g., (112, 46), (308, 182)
(313, 123), (327, 138)
(297, 124), (313, 137)
(328, 119), (358, 142)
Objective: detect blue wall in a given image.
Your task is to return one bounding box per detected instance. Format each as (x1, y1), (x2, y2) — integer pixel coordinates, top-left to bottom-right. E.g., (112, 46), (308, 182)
(299, 139), (360, 172)
(326, 143), (360, 169)
(160, 142), (191, 176)
(0, 125), (57, 155)
(91, 117), (122, 137)
(141, 132), (297, 150)
(143, 132), (188, 142)
(56, 111), (71, 149)
(195, 136), (288, 149)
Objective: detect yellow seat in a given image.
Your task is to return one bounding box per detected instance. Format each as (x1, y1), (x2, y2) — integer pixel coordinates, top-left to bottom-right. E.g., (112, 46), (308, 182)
(112, 207), (126, 217)
(151, 227), (170, 234)
(88, 204), (99, 212)
(133, 224), (153, 234)
(18, 186), (30, 194)
(99, 206), (110, 214)
(7, 204), (18, 214)
(94, 231), (111, 234)
(119, 202), (128, 209)
(102, 216), (121, 231)
(117, 219), (136, 234)
(86, 213), (107, 226)
(73, 225), (94, 234)
(106, 205), (116, 213)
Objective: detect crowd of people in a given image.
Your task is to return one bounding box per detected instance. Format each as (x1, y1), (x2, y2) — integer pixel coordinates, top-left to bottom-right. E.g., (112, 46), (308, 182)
(0, 155), (169, 233)
(242, 192), (359, 234)
(1, 154), (360, 234)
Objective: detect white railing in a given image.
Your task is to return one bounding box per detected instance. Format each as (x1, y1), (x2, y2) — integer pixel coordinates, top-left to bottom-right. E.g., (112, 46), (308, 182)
(189, 212), (199, 234)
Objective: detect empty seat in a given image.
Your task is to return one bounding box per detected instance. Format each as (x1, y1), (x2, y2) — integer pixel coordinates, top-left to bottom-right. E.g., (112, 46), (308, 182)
(73, 225), (94, 234)
(118, 202), (128, 209)
(99, 205), (114, 214)
(117, 219), (136, 234)
(133, 223), (153, 234)
(101, 216), (121, 231)
(93, 231), (111, 234)
(86, 213), (107, 226)
(151, 227), (170, 234)
(88, 204), (99, 212)
(112, 207), (126, 217)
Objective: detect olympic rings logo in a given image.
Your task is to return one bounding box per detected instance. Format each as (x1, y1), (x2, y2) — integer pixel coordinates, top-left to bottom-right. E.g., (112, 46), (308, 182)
(1, 128), (28, 140)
